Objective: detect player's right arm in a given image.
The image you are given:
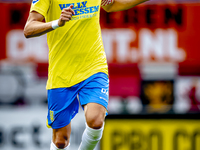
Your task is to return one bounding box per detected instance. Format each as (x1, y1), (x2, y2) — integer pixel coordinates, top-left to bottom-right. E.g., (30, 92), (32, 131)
(24, 5), (75, 38)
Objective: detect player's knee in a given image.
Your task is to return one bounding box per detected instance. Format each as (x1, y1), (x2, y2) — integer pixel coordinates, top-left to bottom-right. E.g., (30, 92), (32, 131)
(54, 138), (69, 149)
(86, 114), (104, 129)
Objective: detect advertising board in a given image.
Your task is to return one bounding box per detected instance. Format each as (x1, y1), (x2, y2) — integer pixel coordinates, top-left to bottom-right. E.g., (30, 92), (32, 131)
(102, 115), (200, 150)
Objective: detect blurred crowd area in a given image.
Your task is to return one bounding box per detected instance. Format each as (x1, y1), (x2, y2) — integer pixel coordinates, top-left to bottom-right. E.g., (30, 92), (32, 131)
(0, 0), (200, 115)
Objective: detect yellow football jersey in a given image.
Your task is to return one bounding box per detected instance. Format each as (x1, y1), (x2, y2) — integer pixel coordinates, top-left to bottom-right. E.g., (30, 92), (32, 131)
(30, 0), (108, 89)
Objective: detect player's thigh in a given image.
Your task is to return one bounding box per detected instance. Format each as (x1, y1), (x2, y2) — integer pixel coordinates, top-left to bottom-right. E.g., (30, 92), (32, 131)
(79, 73), (109, 128)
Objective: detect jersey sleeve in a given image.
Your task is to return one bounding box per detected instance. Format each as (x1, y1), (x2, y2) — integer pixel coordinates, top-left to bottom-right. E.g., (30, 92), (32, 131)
(101, 0), (113, 6)
(30, 0), (50, 17)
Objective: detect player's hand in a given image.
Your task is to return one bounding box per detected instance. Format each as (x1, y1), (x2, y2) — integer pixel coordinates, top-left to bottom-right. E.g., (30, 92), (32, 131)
(58, 5), (75, 27)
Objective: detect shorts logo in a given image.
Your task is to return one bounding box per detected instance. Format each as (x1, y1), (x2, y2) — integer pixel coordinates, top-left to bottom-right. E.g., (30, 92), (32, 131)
(101, 88), (108, 96)
(50, 110), (54, 122)
(32, 0), (39, 4)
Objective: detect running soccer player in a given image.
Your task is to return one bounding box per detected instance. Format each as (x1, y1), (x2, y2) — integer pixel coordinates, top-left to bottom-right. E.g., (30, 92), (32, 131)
(24, 0), (148, 149)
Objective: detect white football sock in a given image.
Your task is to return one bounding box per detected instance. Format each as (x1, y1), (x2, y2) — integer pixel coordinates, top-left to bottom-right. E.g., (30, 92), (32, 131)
(78, 123), (104, 150)
(50, 141), (70, 150)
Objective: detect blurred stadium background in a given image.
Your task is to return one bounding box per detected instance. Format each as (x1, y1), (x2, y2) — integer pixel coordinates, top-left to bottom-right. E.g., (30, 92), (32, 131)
(0, 0), (200, 150)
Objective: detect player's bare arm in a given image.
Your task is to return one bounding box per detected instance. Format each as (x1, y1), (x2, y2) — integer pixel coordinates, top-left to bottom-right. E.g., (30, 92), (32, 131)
(24, 5), (75, 38)
(102, 0), (149, 12)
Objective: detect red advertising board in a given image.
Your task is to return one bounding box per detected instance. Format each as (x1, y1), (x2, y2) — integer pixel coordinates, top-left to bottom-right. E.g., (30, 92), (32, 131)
(1, 3), (200, 66)
(100, 3), (200, 66)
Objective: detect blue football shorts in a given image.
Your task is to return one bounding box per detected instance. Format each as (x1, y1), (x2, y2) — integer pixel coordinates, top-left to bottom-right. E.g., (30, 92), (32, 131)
(47, 72), (109, 129)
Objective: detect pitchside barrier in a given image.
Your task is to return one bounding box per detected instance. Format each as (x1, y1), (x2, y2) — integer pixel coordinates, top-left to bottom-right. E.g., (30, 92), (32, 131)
(101, 114), (200, 150)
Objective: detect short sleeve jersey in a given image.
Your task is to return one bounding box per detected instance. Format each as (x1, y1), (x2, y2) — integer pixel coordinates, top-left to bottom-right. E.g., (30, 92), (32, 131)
(30, 0), (109, 89)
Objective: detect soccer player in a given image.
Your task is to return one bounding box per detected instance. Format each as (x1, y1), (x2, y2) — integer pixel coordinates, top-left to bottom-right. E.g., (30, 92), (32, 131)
(24, 0), (148, 149)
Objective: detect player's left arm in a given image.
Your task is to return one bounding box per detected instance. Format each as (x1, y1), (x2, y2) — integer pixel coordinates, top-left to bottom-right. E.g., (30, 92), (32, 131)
(102, 0), (149, 12)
